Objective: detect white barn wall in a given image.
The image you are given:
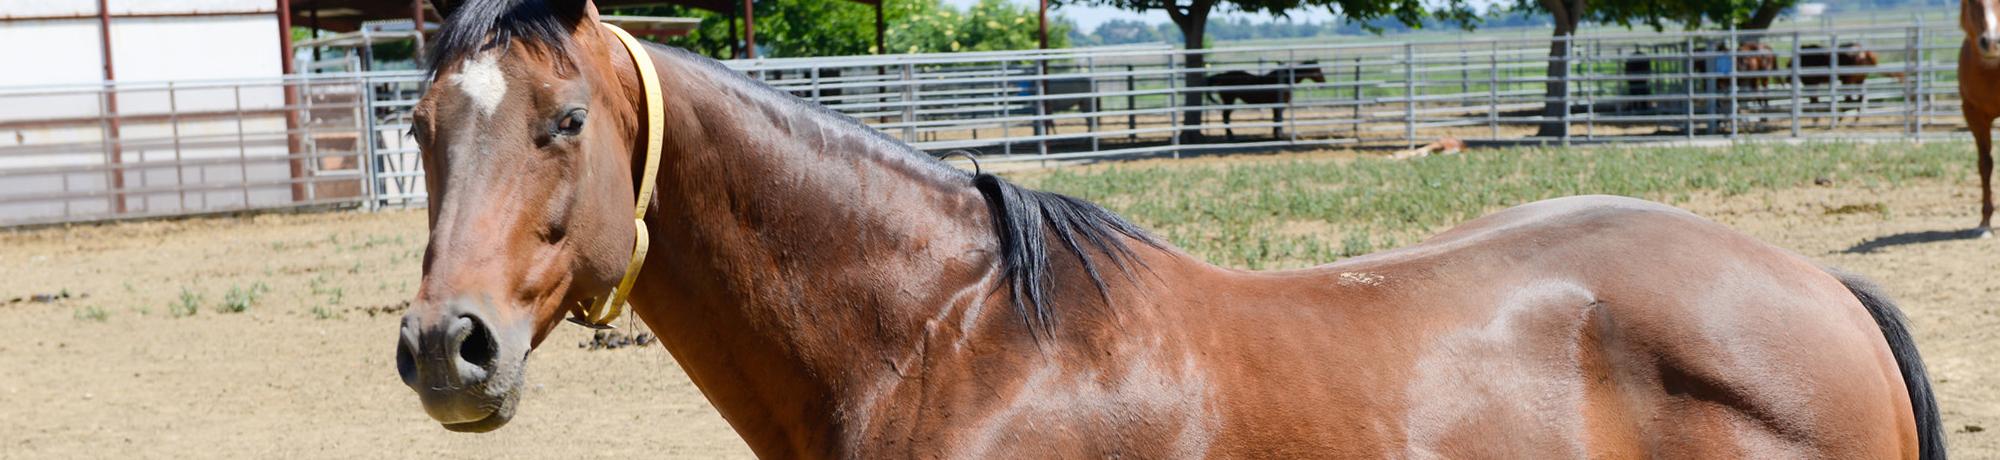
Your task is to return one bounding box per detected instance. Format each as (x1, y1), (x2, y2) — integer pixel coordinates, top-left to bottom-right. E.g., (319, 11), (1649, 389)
(1, 1), (296, 223)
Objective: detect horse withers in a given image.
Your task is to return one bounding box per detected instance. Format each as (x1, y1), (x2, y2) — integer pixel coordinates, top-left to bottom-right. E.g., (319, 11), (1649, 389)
(1964, 0), (2000, 236)
(397, 0), (1944, 457)
(1206, 62), (1325, 140)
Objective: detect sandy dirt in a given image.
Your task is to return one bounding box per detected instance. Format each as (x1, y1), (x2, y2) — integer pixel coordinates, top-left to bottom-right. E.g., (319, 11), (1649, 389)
(0, 167), (1993, 458)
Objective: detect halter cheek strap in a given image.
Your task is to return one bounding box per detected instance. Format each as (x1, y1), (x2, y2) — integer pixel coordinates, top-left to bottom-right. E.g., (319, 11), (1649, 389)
(569, 22), (665, 328)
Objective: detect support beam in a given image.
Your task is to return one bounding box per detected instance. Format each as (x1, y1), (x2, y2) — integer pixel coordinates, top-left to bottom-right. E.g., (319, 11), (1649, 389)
(279, 0), (307, 202)
(1038, 0), (1048, 50)
(97, 0), (126, 214)
(310, 2), (322, 63)
(741, 0), (756, 59)
(411, 0), (427, 64)
(875, 2), (885, 55)
(728, 5), (740, 58)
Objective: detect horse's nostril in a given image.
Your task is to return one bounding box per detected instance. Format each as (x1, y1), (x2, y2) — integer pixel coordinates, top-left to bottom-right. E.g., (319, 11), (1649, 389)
(397, 331), (419, 386)
(459, 315), (499, 369)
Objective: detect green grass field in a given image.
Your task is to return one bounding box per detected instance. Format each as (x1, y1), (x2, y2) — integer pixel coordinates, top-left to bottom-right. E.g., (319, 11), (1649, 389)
(1009, 141), (1969, 269)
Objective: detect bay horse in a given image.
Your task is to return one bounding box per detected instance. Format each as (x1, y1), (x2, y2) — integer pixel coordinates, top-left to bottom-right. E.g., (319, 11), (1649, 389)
(1735, 42), (1778, 96)
(1963, 0), (2000, 236)
(396, 0), (1945, 457)
(1797, 43), (1907, 105)
(1206, 62), (1324, 140)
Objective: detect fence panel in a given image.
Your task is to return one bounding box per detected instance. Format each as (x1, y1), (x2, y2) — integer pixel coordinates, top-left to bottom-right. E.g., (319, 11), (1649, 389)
(0, 24), (1972, 227)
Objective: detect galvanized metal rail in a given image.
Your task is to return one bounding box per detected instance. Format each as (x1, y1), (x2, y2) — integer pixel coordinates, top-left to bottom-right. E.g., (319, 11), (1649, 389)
(0, 23), (1971, 227)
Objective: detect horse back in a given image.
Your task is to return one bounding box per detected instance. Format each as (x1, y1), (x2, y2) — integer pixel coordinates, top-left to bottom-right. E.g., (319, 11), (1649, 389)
(1175, 196), (1915, 457)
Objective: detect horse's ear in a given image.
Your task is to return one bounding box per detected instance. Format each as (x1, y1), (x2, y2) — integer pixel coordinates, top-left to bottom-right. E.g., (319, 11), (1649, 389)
(552, 0), (599, 22)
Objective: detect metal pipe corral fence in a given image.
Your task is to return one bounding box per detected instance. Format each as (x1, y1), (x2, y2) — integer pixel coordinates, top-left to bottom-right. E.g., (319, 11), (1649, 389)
(0, 23), (1971, 227)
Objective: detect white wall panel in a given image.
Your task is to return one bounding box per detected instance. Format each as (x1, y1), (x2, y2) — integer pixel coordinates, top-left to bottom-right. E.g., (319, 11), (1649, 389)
(112, 0), (275, 16)
(0, 0), (98, 18)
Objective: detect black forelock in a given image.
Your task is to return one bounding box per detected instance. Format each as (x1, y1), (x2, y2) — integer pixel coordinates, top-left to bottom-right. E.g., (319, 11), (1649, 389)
(427, 0), (581, 75)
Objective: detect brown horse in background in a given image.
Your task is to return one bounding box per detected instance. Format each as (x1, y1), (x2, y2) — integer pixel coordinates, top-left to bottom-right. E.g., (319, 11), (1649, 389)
(1206, 62), (1325, 139)
(1735, 42), (1778, 95)
(1797, 43), (1907, 104)
(1963, 0), (2000, 236)
(394, 0), (1945, 457)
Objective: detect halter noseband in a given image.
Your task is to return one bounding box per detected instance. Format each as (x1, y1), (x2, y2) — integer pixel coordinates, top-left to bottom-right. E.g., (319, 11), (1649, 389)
(568, 22), (665, 328)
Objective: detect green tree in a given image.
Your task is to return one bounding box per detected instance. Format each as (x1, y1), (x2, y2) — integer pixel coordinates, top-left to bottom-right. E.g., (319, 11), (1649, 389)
(756, 0), (879, 57)
(614, 0), (1066, 59)
(1053, 0), (1472, 139)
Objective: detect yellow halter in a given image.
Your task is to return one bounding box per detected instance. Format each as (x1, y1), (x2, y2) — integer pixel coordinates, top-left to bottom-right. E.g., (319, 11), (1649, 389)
(570, 22), (665, 328)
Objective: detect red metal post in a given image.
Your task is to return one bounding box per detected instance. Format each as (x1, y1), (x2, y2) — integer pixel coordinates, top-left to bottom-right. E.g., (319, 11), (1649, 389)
(411, 0), (427, 63)
(279, 0), (307, 201)
(742, 0), (756, 59)
(1038, 0), (1048, 50)
(97, 0), (126, 214)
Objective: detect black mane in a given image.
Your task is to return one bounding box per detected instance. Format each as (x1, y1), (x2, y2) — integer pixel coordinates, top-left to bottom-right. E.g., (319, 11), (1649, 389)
(430, 0), (1159, 337)
(973, 175), (1157, 337)
(427, 0), (580, 74)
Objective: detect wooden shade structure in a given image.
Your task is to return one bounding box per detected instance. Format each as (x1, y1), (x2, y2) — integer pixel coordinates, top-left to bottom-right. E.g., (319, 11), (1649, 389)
(286, 0), (907, 59)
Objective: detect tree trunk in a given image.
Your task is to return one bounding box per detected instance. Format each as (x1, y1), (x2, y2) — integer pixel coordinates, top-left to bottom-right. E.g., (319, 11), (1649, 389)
(1741, 0), (1787, 31)
(1170, 0), (1212, 142)
(1738, 0), (1788, 43)
(1179, 19), (1207, 141)
(1535, 0), (1582, 139)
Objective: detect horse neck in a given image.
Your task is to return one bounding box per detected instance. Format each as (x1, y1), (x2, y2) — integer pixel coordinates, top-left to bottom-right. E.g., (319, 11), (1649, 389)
(627, 50), (1000, 452)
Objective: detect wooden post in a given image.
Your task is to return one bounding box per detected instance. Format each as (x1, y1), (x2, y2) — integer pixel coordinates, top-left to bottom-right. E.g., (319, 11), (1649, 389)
(874, 1), (886, 55)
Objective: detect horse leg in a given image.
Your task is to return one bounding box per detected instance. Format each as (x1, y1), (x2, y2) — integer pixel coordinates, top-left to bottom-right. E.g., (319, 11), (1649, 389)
(1044, 101), (1059, 136)
(1272, 107), (1285, 138)
(1222, 108), (1235, 140)
(1975, 115), (1995, 236)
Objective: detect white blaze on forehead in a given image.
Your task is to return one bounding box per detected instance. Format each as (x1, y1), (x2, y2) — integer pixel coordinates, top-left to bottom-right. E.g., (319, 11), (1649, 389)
(451, 52), (508, 117)
(1988, 5), (1999, 40)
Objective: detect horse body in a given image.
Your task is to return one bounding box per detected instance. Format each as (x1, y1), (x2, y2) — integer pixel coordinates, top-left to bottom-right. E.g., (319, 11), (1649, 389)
(1962, 0), (1999, 234)
(1734, 42), (1778, 94)
(1205, 63), (1324, 139)
(395, 1), (1942, 458)
(825, 196), (1917, 458)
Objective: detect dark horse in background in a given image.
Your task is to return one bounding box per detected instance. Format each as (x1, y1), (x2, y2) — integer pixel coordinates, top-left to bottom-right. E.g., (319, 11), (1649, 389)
(1963, 0), (1999, 236)
(1796, 43), (1907, 106)
(1028, 77), (1096, 135)
(1206, 62), (1325, 139)
(395, 0), (1945, 457)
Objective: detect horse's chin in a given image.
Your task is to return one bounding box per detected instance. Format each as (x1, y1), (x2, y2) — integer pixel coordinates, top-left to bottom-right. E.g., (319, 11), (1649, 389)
(441, 409), (515, 433)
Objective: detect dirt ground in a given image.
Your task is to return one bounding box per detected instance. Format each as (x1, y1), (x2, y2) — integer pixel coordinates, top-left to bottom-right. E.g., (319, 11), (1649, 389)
(1, 168), (1994, 458)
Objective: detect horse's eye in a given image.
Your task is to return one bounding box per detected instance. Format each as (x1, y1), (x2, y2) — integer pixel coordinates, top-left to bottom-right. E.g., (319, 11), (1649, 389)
(555, 109), (587, 136)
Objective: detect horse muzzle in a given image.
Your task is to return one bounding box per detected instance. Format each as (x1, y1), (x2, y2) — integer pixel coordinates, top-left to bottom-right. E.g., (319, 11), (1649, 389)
(396, 297), (533, 432)
(1981, 34), (2000, 59)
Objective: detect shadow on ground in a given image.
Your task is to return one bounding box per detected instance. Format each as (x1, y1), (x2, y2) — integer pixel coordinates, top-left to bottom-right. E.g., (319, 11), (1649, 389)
(1841, 228), (1991, 254)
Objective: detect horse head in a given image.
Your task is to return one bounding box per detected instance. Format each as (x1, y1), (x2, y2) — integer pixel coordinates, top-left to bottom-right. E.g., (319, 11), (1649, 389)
(1969, 0), (2000, 59)
(395, 0), (652, 433)
(1291, 60), (1327, 83)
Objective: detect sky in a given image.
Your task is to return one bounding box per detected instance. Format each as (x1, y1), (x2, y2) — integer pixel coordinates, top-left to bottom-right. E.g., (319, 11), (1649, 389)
(941, 0), (1501, 30)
